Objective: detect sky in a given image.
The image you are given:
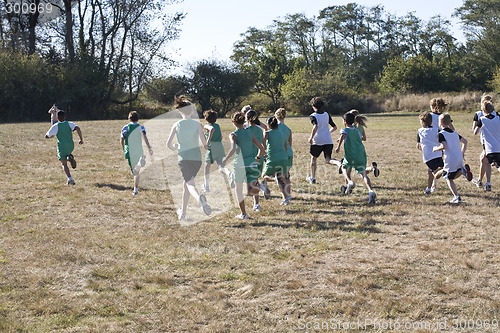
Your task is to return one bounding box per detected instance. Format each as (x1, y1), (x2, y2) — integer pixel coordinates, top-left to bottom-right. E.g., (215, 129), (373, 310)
(165, 0), (466, 75)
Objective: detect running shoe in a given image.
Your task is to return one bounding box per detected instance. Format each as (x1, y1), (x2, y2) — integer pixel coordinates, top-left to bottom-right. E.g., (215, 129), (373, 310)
(372, 162), (380, 177)
(368, 190), (376, 204)
(449, 196), (461, 204)
(67, 154), (77, 169)
(345, 180), (356, 195)
(462, 164), (473, 181)
(198, 194), (212, 215)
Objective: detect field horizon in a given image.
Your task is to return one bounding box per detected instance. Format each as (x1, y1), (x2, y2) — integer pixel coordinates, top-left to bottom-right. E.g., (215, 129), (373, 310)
(0, 112), (499, 332)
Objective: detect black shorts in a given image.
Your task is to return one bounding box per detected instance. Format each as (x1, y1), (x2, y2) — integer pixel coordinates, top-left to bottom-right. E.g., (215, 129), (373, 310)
(178, 160), (202, 182)
(486, 153), (500, 166)
(310, 144), (333, 159)
(442, 169), (462, 180)
(426, 157), (444, 172)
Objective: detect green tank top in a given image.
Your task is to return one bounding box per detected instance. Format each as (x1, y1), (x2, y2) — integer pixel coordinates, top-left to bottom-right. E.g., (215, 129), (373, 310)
(56, 121), (74, 153)
(177, 119), (202, 161)
(277, 123), (292, 157)
(234, 128), (255, 166)
(343, 127), (365, 162)
(266, 129), (287, 162)
(124, 123), (143, 159)
(246, 125), (263, 157)
(206, 123), (222, 146)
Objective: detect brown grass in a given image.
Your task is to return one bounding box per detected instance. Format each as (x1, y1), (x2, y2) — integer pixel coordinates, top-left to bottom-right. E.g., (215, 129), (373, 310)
(0, 112), (499, 332)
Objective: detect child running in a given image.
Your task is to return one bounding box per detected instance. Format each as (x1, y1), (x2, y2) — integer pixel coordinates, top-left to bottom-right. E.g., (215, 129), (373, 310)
(432, 113), (473, 203)
(472, 95), (495, 191)
(307, 96), (340, 184)
(474, 101), (500, 184)
(48, 104), (58, 125)
(202, 109), (233, 193)
(262, 116), (290, 205)
(417, 111), (443, 194)
(222, 112), (266, 220)
(275, 108), (293, 201)
(120, 111), (153, 196)
(245, 109), (265, 212)
(167, 95), (211, 220)
(45, 110), (84, 185)
(335, 112), (376, 204)
(430, 98), (455, 130)
(338, 110), (380, 182)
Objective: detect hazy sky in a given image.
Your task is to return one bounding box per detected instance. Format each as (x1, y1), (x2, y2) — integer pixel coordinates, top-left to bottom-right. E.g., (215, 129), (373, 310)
(165, 0), (466, 75)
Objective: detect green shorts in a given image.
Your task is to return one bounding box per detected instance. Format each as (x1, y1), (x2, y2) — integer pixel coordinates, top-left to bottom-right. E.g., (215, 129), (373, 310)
(57, 143), (74, 161)
(205, 142), (225, 164)
(342, 157), (366, 174)
(234, 161), (260, 184)
(264, 160), (288, 176)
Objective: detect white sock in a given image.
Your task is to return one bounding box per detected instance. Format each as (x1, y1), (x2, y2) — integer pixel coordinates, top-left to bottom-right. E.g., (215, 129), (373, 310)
(133, 187), (138, 192)
(68, 177), (73, 181)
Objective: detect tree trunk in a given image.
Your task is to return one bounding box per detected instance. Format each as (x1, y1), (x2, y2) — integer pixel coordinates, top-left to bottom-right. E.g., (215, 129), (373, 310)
(64, 0), (75, 61)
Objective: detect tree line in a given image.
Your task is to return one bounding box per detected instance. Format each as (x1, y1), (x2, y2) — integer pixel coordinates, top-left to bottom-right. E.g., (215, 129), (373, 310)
(1, 1), (500, 122)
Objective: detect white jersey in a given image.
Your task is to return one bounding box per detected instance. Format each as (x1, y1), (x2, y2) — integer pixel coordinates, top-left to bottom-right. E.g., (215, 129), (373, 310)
(417, 126), (442, 162)
(474, 110), (497, 145)
(431, 112), (441, 129)
(477, 113), (500, 155)
(439, 128), (463, 172)
(311, 112), (333, 145)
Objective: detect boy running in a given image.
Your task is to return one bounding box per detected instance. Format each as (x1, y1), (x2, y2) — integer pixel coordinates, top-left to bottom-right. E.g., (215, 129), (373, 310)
(433, 113), (473, 203)
(472, 95), (495, 191)
(120, 111), (153, 196)
(45, 110), (83, 185)
(417, 111), (443, 194)
(307, 96), (340, 184)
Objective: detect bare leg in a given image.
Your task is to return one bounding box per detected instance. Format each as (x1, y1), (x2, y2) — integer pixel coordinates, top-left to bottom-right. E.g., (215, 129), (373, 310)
(359, 171), (373, 191)
(484, 157), (492, 184)
(427, 169), (434, 189)
(204, 162), (211, 187)
(181, 181), (190, 214)
(61, 160), (71, 178)
(478, 151), (486, 182)
(446, 178), (459, 197)
(310, 156), (317, 179)
(185, 178), (201, 202)
(235, 182), (246, 215)
(134, 174), (140, 189)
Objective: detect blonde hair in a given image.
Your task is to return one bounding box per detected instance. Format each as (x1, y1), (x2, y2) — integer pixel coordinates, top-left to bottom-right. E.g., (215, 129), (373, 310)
(275, 108), (287, 120)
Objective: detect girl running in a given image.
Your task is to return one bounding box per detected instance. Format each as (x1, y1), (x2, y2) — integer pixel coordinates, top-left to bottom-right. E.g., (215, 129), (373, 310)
(275, 108), (293, 201)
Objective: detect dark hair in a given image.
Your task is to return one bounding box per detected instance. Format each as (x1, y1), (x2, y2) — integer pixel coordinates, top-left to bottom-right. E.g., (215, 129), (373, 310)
(57, 110), (66, 121)
(482, 101), (495, 114)
(419, 111), (432, 127)
(128, 111), (139, 122)
(246, 109), (260, 125)
(343, 112), (355, 125)
(310, 96), (324, 110)
(174, 95), (192, 109)
(267, 116), (278, 129)
(203, 109), (217, 124)
(232, 112), (246, 125)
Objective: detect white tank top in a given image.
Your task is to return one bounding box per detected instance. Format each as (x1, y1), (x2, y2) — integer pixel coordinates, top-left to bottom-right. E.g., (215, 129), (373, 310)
(311, 112), (333, 145)
(418, 127), (442, 163)
(479, 113), (500, 155)
(440, 129), (463, 172)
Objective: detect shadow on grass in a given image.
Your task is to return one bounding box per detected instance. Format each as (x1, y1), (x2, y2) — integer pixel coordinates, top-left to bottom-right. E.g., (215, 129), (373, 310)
(228, 218), (383, 234)
(95, 183), (132, 191)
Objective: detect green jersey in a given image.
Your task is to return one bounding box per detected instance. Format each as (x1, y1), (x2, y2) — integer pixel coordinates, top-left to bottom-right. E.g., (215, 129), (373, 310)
(266, 129), (287, 162)
(177, 119), (202, 162)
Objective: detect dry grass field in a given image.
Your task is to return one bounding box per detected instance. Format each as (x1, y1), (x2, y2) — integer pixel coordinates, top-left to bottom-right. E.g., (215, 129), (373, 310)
(0, 112), (499, 332)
